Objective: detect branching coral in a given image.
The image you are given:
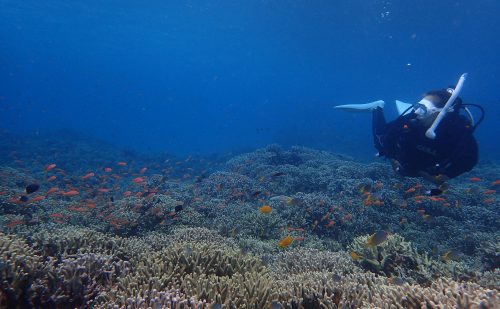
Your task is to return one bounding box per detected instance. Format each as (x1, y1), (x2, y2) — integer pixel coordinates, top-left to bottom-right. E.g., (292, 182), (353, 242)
(348, 233), (473, 285)
(111, 242), (274, 308)
(0, 232), (45, 307)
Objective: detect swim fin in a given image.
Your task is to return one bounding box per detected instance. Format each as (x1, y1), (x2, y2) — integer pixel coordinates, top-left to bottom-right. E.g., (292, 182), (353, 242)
(333, 100), (385, 112)
(395, 100), (413, 116)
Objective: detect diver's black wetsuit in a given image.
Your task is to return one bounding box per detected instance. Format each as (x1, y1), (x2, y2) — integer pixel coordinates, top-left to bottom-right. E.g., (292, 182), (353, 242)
(372, 107), (478, 179)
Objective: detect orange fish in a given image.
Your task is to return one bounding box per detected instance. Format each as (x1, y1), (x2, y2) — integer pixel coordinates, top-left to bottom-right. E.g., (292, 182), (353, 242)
(278, 236), (294, 248)
(104, 167), (112, 172)
(117, 162), (127, 166)
(86, 202), (96, 209)
(350, 251), (362, 260)
(49, 213), (65, 218)
(97, 188), (110, 193)
(492, 180), (500, 186)
(45, 163), (57, 172)
(67, 206), (88, 212)
(133, 177), (144, 184)
(81, 172), (95, 180)
(259, 205), (272, 214)
(123, 191), (132, 197)
(47, 175), (57, 182)
(483, 190), (496, 195)
(29, 196), (45, 203)
(325, 220), (336, 228)
(470, 177), (481, 182)
(287, 227), (305, 232)
(405, 187), (416, 194)
(483, 198), (495, 204)
(139, 167), (147, 174)
(6, 219), (25, 229)
(46, 187), (59, 195)
(62, 190), (79, 197)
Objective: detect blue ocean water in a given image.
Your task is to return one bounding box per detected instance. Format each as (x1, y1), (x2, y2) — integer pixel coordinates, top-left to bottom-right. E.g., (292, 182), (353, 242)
(1, 0), (499, 161)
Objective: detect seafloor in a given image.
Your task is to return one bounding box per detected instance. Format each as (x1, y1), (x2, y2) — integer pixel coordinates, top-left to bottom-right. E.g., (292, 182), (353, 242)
(0, 131), (498, 308)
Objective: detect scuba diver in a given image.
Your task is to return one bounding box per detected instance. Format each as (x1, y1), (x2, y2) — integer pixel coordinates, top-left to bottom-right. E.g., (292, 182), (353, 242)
(335, 74), (484, 182)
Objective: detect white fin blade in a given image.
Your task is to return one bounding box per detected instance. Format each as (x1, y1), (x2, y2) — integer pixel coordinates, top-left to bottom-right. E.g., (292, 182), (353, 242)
(395, 100), (413, 116)
(333, 100), (385, 112)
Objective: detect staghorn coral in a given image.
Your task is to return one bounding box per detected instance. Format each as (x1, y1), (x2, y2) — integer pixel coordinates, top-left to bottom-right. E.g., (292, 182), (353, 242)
(273, 270), (500, 308)
(478, 240), (500, 272)
(269, 248), (359, 278)
(25, 226), (149, 262)
(46, 253), (130, 307)
(0, 232), (46, 307)
(110, 242), (274, 308)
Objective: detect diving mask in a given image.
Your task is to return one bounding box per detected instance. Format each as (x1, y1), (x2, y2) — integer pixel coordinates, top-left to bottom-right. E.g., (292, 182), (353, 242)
(413, 98), (442, 119)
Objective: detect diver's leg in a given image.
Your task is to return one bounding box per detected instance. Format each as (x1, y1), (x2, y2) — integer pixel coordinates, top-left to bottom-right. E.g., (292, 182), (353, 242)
(372, 107), (386, 154)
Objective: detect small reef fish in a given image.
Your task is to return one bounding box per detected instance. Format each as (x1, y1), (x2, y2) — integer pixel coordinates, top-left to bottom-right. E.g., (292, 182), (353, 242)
(81, 172), (95, 180)
(45, 163), (56, 172)
(259, 205), (272, 214)
(469, 177), (481, 182)
(49, 213), (65, 219)
(404, 187), (416, 194)
(366, 230), (389, 247)
(29, 195), (45, 203)
(46, 187), (59, 195)
(278, 236), (293, 248)
(287, 227), (304, 232)
(271, 172), (285, 177)
(483, 190), (496, 195)
(270, 195), (302, 206)
(492, 180), (500, 186)
(104, 167), (112, 172)
(117, 162), (127, 166)
(62, 190), (79, 197)
(139, 167), (147, 174)
(47, 175), (57, 182)
(26, 183), (40, 194)
(442, 249), (462, 261)
(349, 251), (362, 260)
(133, 177), (145, 184)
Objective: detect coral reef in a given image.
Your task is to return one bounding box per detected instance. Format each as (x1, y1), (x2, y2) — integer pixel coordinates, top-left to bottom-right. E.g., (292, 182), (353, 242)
(1, 135), (499, 308)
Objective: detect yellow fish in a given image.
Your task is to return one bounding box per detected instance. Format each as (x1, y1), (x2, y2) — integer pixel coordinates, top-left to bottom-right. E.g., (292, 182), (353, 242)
(349, 251), (362, 260)
(278, 236), (293, 248)
(366, 230), (389, 247)
(259, 205), (272, 214)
